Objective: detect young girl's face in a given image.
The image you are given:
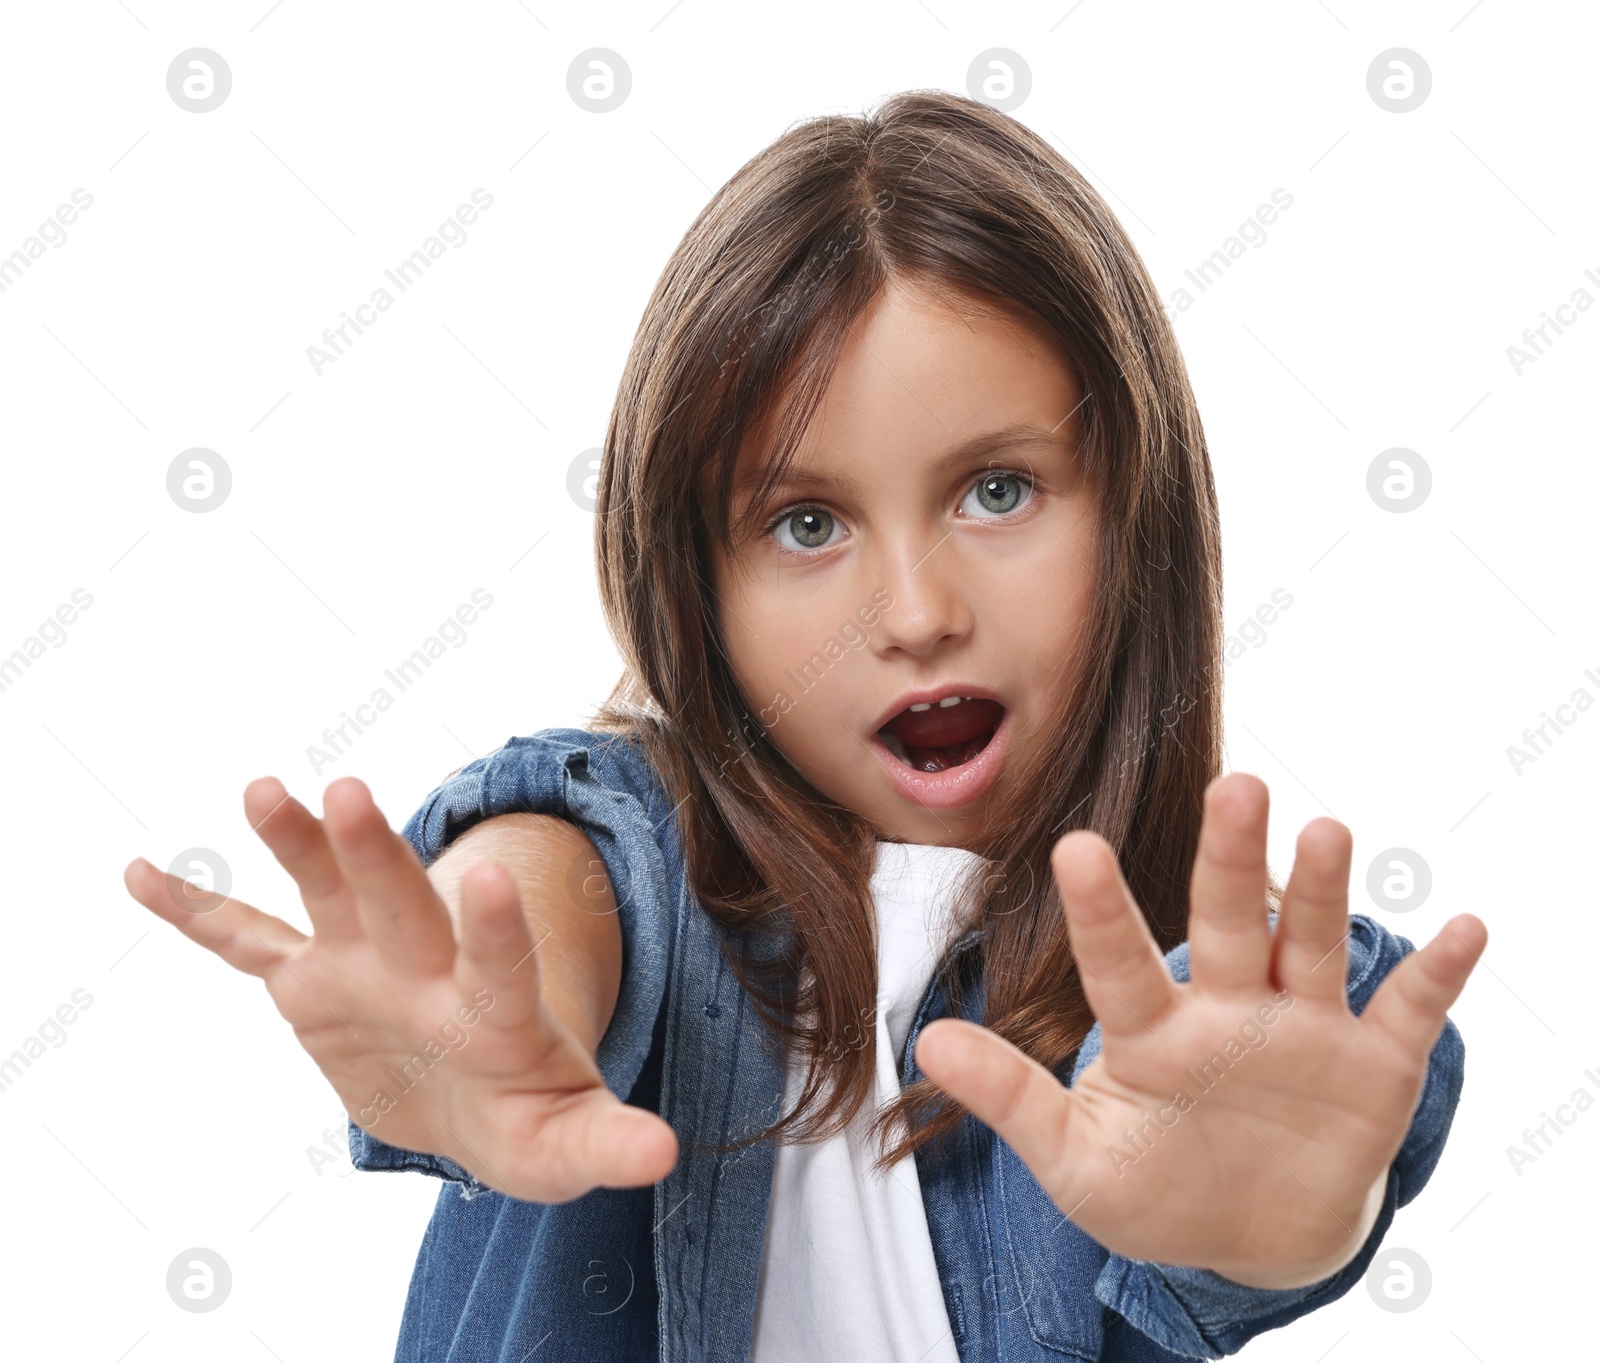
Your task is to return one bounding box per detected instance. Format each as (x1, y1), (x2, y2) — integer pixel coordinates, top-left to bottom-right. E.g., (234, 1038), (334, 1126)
(710, 276), (1099, 847)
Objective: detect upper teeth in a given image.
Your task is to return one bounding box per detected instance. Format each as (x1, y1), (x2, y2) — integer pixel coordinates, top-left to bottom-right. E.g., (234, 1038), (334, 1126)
(908, 695), (971, 712)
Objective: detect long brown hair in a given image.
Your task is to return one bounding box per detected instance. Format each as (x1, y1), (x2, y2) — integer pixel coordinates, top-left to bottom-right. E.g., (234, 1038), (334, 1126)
(584, 89), (1283, 1173)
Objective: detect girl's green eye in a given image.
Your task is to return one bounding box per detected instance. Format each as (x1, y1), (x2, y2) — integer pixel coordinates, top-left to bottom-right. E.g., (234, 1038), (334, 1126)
(772, 507), (839, 553)
(964, 472), (1032, 517)
(764, 470), (1034, 555)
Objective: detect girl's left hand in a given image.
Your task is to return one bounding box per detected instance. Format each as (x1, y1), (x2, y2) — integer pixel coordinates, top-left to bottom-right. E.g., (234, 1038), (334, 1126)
(914, 773), (1487, 1289)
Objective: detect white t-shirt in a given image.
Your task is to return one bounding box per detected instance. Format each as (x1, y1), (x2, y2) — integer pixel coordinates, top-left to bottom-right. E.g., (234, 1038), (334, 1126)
(749, 839), (987, 1363)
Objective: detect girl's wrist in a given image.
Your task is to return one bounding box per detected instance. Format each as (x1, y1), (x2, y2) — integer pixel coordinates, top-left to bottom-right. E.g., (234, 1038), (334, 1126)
(1199, 1167), (1389, 1291)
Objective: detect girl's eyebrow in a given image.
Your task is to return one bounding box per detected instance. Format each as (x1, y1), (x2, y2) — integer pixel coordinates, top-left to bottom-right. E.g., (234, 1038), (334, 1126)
(737, 420), (1070, 498)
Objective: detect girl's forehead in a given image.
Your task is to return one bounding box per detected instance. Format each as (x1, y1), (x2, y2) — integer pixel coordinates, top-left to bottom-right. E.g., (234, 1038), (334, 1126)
(700, 282), (1085, 527)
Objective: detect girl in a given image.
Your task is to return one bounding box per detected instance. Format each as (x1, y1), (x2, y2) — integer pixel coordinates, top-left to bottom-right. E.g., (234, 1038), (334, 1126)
(124, 90), (1485, 1361)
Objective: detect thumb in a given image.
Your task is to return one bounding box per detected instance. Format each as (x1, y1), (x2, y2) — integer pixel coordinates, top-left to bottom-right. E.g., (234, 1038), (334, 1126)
(915, 1018), (1078, 1196)
(589, 1100), (680, 1190)
(549, 1087), (678, 1195)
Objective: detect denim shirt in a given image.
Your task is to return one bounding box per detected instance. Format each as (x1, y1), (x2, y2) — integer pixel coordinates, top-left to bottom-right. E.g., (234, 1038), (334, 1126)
(348, 727), (1466, 1363)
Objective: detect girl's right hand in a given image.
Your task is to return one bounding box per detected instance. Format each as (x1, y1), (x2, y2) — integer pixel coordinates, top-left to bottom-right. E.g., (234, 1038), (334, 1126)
(122, 775), (678, 1204)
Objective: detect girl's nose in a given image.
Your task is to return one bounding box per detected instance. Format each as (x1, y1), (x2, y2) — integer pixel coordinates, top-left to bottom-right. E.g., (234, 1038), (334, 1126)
(866, 535), (974, 658)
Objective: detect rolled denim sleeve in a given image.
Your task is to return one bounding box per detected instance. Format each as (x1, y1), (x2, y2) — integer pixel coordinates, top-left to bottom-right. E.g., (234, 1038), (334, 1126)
(1076, 913), (1465, 1359)
(345, 727), (677, 1201)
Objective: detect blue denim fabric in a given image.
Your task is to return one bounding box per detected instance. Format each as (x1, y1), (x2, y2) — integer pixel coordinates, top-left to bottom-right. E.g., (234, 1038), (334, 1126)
(350, 728), (1467, 1363)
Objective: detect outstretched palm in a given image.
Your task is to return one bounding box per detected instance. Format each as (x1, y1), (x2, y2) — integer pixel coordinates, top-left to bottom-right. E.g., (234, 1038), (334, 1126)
(915, 773), (1486, 1289)
(123, 775), (677, 1204)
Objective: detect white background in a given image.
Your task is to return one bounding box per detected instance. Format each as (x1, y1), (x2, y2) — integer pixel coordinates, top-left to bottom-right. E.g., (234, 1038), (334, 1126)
(0, 1), (1591, 1358)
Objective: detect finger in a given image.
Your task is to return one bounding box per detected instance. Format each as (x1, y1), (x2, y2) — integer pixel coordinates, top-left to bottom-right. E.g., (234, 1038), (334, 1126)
(1360, 914), (1488, 1056)
(322, 777), (456, 978)
(584, 1101), (680, 1189)
(1187, 774), (1273, 996)
(914, 1017), (1082, 1209)
(244, 777), (362, 941)
(454, 861), (547, 1040)
(479, 1086), (679, 1199)
(569, 1093), (681, 1191)
(123, 856), (307, 977)
(1271, 818), (1354, 1005)
(1052, 831), (1179, 1039)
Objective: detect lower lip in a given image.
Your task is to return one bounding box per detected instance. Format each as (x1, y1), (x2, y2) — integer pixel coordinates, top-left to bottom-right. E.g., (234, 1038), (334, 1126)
(869, 706), (1014, 811)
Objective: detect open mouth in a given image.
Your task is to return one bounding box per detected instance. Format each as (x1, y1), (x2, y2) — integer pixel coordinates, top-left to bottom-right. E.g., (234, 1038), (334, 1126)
(877, 696), (1006, 773)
